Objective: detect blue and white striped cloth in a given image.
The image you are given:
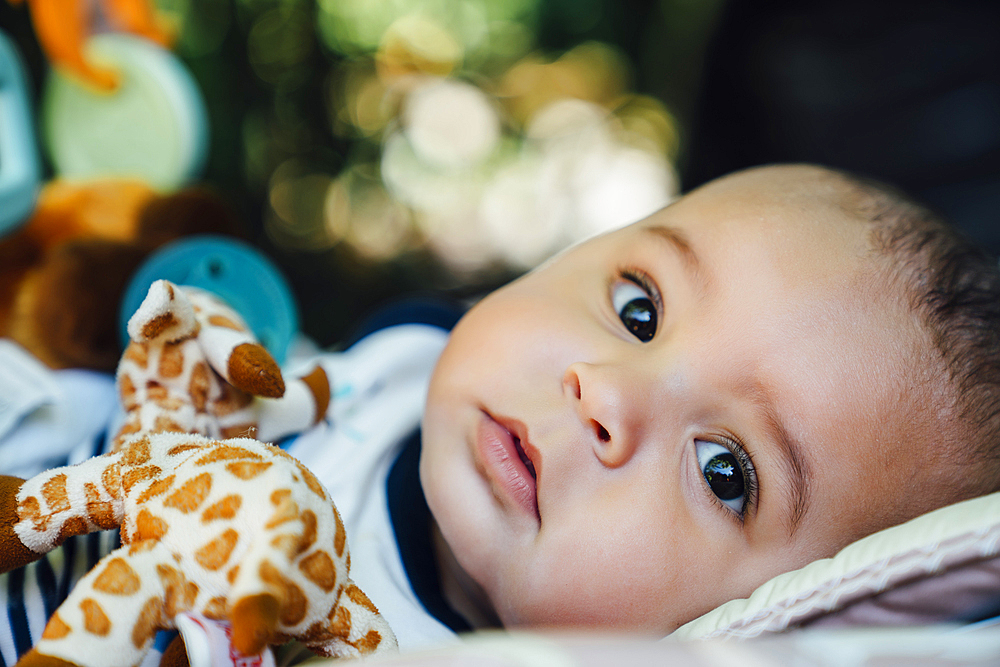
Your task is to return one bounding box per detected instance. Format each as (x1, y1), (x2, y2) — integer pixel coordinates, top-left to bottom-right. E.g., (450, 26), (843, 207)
(1, 530), (122, 666)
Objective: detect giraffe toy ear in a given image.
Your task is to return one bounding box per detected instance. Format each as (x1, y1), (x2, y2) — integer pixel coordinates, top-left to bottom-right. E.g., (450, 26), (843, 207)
(126, 279), (197, 344)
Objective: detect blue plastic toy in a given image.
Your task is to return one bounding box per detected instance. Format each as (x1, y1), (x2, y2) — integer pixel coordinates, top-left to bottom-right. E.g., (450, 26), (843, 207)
(0, 29), (42, 236)
(120, 236), (300, 364)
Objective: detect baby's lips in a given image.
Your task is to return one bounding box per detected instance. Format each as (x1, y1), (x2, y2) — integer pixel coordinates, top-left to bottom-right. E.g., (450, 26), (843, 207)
(497, 416), (541, 479)
(492, 413), (543, 511)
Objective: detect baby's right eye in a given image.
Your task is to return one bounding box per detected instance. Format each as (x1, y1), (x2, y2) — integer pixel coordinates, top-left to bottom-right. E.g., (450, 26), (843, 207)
(612, 279), (657, 342)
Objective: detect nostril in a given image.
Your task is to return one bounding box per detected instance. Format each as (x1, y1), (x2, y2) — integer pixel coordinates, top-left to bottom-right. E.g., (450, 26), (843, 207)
(594, 421), (611, 443)
(564, 368), (582, 400)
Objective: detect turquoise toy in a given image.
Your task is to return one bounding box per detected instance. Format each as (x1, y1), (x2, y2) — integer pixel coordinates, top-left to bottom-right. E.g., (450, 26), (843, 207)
(0, 29), (42, 236)
(120, 236), (299, 364)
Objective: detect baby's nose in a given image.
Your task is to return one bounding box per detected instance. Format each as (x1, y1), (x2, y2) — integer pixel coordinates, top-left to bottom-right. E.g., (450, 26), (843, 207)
(563, 361), (639, 468)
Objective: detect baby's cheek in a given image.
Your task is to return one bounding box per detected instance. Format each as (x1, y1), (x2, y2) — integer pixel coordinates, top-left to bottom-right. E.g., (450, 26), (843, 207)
(498, 528), (677, 632)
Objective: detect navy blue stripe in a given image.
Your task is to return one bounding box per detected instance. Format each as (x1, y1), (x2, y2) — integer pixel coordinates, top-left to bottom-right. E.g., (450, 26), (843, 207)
(86, 532), (101, 570)
(387, 431), (471, 633)
(6, 568), (31, 658)
(343, 297), (464, 349)
(154, 630), (178, 653)
(57, 537), (77, 602)
(91, 429), (108, 458)
(34, 558), (58, 620)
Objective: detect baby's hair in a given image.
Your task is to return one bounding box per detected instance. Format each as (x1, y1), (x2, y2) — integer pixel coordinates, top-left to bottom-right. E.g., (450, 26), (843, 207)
(834, 169), (1000, 495)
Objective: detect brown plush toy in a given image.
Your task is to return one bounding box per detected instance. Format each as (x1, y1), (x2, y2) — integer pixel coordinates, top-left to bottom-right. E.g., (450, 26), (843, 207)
(0, 280), (398, 666)
(0, 179), (247, 372)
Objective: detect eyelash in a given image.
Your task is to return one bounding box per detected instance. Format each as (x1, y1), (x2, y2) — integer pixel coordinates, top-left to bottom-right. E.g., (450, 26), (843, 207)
(706, 435), (759, 523)
(618, 265), (664, 315)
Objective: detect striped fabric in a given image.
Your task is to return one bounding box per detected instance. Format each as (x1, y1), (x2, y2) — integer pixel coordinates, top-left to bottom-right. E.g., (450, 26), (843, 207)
(0, 531), (121, 666)
(0, 430), (118, 666)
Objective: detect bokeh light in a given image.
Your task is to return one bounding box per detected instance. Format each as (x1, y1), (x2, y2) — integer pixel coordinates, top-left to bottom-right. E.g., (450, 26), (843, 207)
(227, 0), (683, 286)
(376, 15), (464, 78)
(265, 160), (335, 250)
(324, 166), (416, 260)
(247, 5), (314, 87)
(403, 78), (502, 168)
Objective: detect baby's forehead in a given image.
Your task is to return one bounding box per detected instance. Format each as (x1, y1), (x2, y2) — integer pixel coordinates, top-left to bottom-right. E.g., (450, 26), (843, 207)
(634, 192), (879, 292)
(691, 164), (862, 202)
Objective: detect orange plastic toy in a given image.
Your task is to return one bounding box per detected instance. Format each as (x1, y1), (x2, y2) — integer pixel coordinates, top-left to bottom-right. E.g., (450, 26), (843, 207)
(7, 0), (173, 90)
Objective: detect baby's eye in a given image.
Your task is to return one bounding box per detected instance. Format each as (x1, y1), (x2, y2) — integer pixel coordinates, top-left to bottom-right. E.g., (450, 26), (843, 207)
(695, 440), (748, 514)
(612, 280), (657, 342)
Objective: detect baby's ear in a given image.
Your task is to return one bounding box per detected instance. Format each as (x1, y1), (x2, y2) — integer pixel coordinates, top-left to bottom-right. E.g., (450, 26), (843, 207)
(0, 476), (43, 573)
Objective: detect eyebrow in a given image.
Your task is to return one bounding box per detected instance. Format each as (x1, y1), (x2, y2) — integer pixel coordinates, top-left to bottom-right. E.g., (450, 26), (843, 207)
(641, 224), (709, 293)
(744, 380), (811, 535)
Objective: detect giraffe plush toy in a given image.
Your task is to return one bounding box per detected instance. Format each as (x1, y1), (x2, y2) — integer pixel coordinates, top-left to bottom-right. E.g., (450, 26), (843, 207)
(0, 281), (398, 666)
(113, 279), (331, 450)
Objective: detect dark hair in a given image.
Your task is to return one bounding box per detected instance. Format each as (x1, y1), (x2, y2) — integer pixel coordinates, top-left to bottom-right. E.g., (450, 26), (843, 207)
(841, 172), (1000, 494)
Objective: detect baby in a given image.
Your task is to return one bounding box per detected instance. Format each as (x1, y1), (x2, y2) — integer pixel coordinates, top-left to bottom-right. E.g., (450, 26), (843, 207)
(3, 163), (999, 664)
(419, 163), (1000, 634)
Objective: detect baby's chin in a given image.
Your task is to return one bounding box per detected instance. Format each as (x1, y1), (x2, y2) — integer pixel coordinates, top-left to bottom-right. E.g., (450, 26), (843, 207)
(487, 577), (680, 636)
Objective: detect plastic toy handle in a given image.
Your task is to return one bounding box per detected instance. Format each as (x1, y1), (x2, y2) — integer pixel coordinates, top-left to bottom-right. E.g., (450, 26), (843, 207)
(0, 29), (42, 236)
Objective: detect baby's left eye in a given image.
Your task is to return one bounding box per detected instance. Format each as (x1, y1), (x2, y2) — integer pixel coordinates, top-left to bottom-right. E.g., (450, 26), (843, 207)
(695, 440), (748, 514)
(612, 280), (657, 342)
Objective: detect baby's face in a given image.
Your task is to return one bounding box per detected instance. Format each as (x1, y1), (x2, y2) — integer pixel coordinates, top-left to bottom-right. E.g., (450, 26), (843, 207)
(421, 166), (957, 633)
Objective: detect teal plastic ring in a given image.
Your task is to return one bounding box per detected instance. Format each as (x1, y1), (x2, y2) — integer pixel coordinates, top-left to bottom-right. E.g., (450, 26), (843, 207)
(120, 236), (299, 364)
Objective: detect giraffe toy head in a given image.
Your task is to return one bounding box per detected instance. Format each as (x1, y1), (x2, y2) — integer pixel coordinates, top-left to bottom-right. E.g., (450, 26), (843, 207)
(113, 279), (330, 449)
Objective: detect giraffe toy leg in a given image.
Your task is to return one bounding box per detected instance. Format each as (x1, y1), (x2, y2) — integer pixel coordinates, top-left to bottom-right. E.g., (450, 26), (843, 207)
(224, 505), (318, 657)
(224, 485), (396, 660)
(13, 456), (123, 556)
(17, 540), (192, 667)
(308, 581), (398, 658)
(0, 476), (43, 573)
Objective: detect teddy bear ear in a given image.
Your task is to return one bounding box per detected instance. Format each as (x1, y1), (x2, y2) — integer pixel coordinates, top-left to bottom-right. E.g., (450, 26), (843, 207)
(16, 239), (148, 371)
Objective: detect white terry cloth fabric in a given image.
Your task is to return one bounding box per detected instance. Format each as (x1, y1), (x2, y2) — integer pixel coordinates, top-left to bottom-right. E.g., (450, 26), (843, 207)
(0, 339), (117, 478)
(285, 323), (459, 653)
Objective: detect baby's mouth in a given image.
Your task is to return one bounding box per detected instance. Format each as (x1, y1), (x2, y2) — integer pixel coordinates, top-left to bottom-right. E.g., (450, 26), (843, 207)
(478, 411), (540, 520)
(513, 435), (536, 480)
